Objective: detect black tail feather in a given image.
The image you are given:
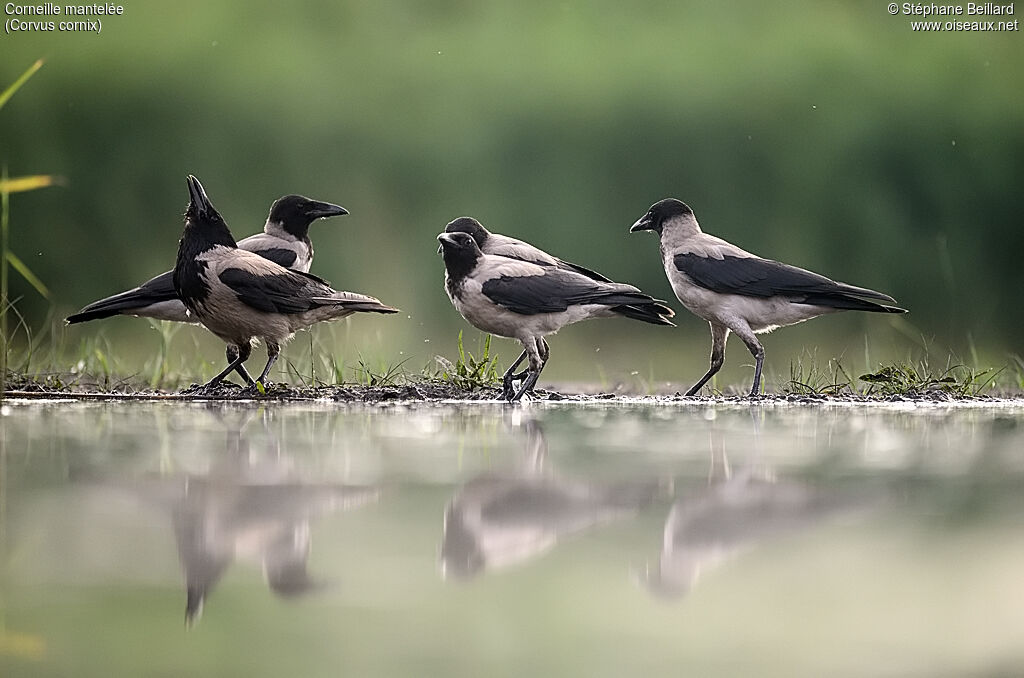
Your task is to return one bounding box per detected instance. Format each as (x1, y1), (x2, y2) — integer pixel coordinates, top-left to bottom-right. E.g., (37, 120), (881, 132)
(612, 302), (677, 326)
(65, 270), (178, 324)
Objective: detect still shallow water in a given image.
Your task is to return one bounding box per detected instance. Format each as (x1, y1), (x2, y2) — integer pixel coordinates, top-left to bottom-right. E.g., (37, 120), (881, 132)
(1, 399), (1023, 677)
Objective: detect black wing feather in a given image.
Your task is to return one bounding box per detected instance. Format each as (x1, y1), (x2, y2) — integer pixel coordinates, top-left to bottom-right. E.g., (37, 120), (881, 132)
(482, 269), (654, 315)
(674, 254), (898, 304)
(219, 268), (331, 315)
(250, 247), (298, 269)
(558, 260), (613, 283)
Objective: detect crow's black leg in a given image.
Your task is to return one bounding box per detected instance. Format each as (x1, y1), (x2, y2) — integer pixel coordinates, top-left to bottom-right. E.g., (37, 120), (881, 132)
(536, 339), (550, 375)
(502, 349), (528, 399)
(735, 328), (765, 397)
(528, 339), (550, 392)
(685, 323), (728, 396)
(225, 344), (255, 386)
(510, 370), (540, 402)
(748, 346), (765, 397)
(205, 342), (252, 388)
(255, 342), (281, 386)
(508, 337), (546, 403)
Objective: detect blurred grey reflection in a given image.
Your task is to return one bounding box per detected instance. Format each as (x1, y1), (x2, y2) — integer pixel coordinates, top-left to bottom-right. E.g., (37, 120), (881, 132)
(441, 417), (660, 580)
(132, 409), (378, 626)
(641, 426), (867, 600)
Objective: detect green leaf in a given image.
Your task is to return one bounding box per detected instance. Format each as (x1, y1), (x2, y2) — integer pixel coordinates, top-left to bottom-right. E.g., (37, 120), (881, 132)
(0, 59), (44, 111)
(5, 251), (50, 299)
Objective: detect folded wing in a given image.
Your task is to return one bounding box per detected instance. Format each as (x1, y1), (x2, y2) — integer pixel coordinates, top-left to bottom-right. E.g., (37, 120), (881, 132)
(674, 254), (905, 313)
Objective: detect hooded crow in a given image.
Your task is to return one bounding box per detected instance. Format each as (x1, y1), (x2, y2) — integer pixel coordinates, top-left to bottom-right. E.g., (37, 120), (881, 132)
(437, 228), (675, 402)
(174, 175), (398, 390)
(66, 194), (348, 325)
(630, 199), (906, 396)
(443, 217), (676, 398)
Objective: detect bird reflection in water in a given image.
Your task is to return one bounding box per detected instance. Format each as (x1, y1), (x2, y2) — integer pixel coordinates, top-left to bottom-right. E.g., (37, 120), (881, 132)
(166, 410), (379, 626)
(641, 422), (867, 600)
(441, 416), (661, 580)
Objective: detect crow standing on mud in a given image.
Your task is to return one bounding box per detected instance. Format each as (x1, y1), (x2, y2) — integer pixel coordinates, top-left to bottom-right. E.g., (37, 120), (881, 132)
(630, 198), (906, 396)
(442, 217), (676, 399)
(66, 194), (349, 325)
(174, 175), (398, 390)
(437, 227), (674, 402)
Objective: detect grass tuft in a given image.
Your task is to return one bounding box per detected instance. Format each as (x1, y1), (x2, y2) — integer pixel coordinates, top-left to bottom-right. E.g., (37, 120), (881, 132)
(859, 361), (999, 398)
(433, 331), (500, 389)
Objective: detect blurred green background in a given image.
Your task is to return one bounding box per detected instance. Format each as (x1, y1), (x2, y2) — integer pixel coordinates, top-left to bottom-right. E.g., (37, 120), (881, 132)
(2, 0), (1021, 388)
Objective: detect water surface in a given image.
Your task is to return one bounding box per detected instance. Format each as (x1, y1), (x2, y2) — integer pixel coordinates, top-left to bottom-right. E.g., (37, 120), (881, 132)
(1, 400), (1023, 677)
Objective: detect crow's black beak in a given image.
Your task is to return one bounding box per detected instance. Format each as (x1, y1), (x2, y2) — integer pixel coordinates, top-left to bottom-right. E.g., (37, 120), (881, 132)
(437, 233), (458, 249)
(306, 201), (349, 219)
(186, 175), (214, 219)
(630, 214), (654, 233)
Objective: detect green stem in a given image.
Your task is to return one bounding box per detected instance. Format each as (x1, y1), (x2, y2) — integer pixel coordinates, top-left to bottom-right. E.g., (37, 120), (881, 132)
(1, 165), (9, 398)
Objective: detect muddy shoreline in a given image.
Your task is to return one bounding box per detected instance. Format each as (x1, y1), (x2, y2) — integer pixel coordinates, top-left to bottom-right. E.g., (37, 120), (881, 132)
(3, 379), (1022, 405)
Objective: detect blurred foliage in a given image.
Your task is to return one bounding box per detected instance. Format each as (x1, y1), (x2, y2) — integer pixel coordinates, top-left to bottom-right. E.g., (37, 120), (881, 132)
(1, 1), (1021, 383)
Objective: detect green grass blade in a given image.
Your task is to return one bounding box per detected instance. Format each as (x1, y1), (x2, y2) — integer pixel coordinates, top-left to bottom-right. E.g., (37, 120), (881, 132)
(0, 175), (63, 193)
(5, 251), (50, 299)
(0, 59), (44, 111)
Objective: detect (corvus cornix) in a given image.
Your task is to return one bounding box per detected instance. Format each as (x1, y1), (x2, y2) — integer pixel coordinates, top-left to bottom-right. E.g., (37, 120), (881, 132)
(174, 175), (398, 390)
(443, 217), (676, 398)
(437, 227), (675, 402)
(630, 198), (907, 396)
(66, 194), (348, 325)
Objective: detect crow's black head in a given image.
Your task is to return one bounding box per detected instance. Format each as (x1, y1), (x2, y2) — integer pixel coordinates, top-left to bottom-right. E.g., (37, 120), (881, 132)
(268, 195), (348, 238)
(444, 217), (490, 248)
(184, 175), (236, 249)
(630, 198), (694, 235)
(437, 231), (483, 284)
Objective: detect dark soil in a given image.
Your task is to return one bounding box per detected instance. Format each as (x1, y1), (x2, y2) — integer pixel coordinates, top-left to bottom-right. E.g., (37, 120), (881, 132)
(1, 375), (1019, 404)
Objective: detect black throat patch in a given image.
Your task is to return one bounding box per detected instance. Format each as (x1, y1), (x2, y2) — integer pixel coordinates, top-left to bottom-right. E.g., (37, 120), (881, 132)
(442, 245), (481, 299)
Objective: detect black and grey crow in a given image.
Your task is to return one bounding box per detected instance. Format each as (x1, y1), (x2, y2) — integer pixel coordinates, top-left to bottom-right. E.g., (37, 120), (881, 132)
(437, 228), (675, 402)
(443, 217), (675, 398)
(174, 175), (398, 390)
(630, 199), (907, 396)
(66, 194), (348, 325)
